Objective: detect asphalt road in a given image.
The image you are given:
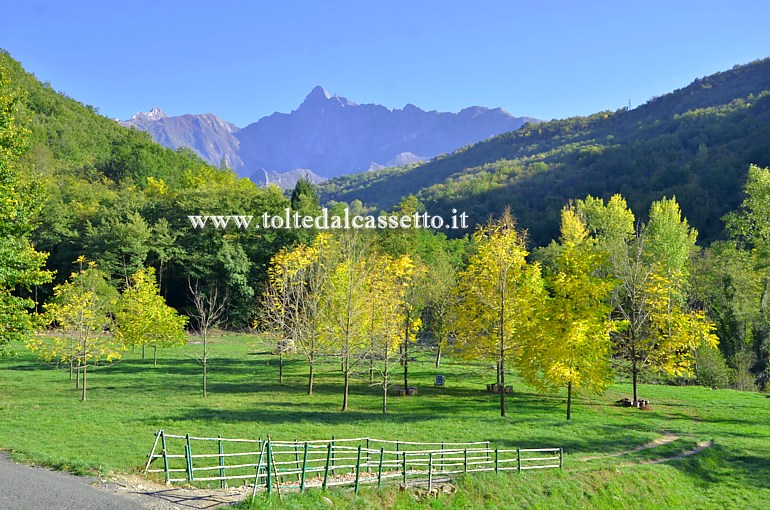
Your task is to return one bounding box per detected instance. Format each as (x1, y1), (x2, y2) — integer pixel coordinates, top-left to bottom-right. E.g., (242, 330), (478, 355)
(0, 453), (145, 510)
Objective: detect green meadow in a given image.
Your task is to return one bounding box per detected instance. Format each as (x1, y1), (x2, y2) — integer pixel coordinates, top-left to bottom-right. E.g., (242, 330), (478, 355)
(1, 333), (768, 509)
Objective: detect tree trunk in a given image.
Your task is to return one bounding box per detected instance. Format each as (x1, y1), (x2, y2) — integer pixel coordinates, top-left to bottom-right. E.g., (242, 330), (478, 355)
(383, 384), (388, 414)
(566, 382), (572, 420)
(632, 359), (638, 403)
(81, 364), (87, 401)
(403, 339), (409, 389)
(369, 356), (374, 383)
(203, 358), (207, 398)
(403, 311), (411, 389)
(307, 361), (314, 396)
(69, 358), (73, 381)
(435, 345), (442, 369)
(76, 360), (80, 389)
(81, 338), (87, 401)
(500, 357), (506, 417)
(153, 346), (158, 367)
(279, 351), (284, 384)
(383, 352), (389, 414)
(342, 367), (349, 412)
(142, 344), (145, 360)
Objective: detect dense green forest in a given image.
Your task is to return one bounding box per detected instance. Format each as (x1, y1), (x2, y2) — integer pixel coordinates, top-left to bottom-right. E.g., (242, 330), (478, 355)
(0, 50), (303, 326)
(320, 58), (770, 246)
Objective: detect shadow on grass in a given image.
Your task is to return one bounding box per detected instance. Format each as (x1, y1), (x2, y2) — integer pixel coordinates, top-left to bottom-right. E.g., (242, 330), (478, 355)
(666, 444), (770, 490)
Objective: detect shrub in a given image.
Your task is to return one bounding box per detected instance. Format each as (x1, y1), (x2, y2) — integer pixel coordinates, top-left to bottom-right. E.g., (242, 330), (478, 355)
(731, 349), (758, 391)
(695, 345), (732, 388)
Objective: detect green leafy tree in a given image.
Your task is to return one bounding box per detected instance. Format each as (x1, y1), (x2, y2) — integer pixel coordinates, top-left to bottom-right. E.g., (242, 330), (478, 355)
(422, 252), (459, 369)
(724, 164), (770, 369)
(114, 267), (188, 366)
(578, 195), (718, 402)
(0, 59), (52, 352)
(85, 210), (152, 287)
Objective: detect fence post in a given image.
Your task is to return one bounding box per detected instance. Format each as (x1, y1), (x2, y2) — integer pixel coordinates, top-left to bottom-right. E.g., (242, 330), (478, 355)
(330, 435), (336, 475)
(517, 448), (521, 473)
(428, 452), (433, 492)
(494, 449), (499, 474)
(266, 440), (273, 496)
(294, 440), (300, 481)
(185, 434), (194, 483)
(559, 448), (563, 469)
(160, 430), (170, 484)
(463, 448), (468, 473)
(251, 442), (266, 504)
(323, 442), (332, 491)
(366, 438), (370, 470)
(255, 441), (266, 485)
(440, 442), (444, 473)
(218, 435), (226, 489)
(144, 430), (161, 474)
(354, 445), (362, 495)
(486, 441), (490, 465)
(402, 452), (407, 485)
(300, 442), (309, 492)
(377, 447), (384, 488)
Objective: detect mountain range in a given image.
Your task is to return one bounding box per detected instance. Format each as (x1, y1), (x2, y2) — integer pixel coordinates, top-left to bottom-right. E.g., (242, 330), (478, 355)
(120, 86), (538, 186)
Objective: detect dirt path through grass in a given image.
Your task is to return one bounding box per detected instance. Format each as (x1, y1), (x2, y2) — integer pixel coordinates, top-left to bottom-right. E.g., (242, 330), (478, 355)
(578, 431), (680, 461)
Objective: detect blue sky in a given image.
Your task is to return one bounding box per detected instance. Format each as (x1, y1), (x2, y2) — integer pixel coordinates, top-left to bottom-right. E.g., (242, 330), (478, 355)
(3, 1), (769, 126)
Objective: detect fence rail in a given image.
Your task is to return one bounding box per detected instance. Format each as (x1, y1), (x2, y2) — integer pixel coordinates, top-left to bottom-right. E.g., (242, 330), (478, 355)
(144, 430), (562, 499)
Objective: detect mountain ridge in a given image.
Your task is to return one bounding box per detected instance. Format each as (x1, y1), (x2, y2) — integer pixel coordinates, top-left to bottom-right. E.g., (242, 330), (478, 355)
(121, 88), (538, 186)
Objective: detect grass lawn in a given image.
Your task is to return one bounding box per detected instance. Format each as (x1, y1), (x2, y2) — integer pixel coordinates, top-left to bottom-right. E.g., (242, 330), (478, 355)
(1, 333), (768, 509)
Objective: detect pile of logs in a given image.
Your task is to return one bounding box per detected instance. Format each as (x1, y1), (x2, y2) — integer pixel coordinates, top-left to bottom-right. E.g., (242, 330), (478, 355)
(616, 397), (650, 409)
(486, 383), (513, 394)
(392, 385), (417, 396)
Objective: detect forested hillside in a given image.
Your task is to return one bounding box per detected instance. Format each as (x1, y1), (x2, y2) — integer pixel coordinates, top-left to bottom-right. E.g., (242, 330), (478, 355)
(1, 50), (301, 326)
(321, 58), (770, 245)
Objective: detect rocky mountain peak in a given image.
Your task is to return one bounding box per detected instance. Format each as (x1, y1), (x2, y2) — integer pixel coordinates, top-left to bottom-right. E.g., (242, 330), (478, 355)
(130, 107), (167, 122)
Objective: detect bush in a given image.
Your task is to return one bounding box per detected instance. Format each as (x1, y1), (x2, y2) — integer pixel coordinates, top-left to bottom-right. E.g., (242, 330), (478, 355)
(731, 350), (758, 391)
(695, 345), (732, 388)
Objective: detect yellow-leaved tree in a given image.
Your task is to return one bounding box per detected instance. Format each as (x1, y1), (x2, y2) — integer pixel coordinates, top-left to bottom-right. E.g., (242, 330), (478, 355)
(366, 253), (417, 413)
(259, 234), (330, 394)
(27, 257), (121, 401)
(320, 230), (372, 411)
(453, 209), (546, 417)
(114, 267), (188, 367)
(520, 208), (616, 419)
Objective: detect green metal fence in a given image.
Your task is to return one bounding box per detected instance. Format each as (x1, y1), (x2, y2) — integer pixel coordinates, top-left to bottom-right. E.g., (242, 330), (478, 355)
(144, 430), (563, 498)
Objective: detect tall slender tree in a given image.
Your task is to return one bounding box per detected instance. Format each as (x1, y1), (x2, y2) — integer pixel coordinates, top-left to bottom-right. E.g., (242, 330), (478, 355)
(520, 208), (616, 419)
(188, 280), (227, 398)
(577, 195), (717, 402)
(320, 230), (372, 411)
(453, 209), (546, 417)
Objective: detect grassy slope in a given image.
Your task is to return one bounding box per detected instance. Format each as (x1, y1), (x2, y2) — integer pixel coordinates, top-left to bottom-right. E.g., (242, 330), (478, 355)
(1, 334), (768, 509)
